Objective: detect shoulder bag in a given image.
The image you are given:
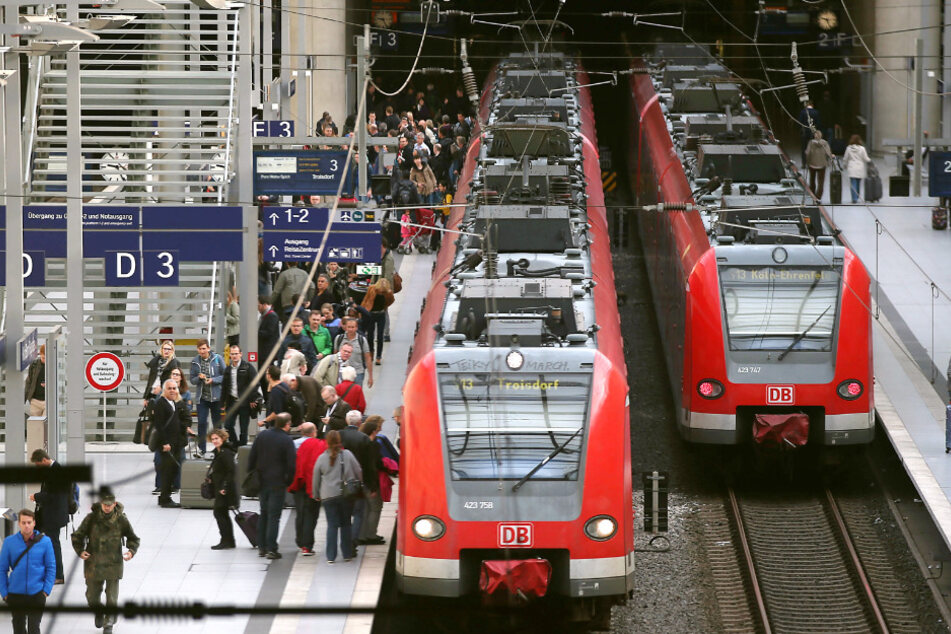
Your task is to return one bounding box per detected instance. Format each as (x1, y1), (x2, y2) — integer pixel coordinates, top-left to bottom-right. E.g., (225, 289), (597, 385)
(200, 462), (215, 500)
(340, 454), (364, 499)
(392, 271), (403, 293)
(132, 407), (150, 445)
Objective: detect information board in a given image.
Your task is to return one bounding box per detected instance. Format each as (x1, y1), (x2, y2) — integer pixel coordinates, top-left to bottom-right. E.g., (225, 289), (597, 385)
(253, 150), (352, 196)
(261, 206), (380, 263)
(929, 152), (951, 197)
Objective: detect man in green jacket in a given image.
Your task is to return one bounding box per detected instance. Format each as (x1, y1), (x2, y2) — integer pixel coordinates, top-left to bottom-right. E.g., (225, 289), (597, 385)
(71, 492), (140, 633)
(304, 311), (333, 361)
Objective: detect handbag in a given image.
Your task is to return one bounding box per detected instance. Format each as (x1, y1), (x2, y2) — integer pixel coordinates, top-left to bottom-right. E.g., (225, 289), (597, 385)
(392, 271), (403, 293)
(132, 407), (149, 444)
(340, 454), (364, 499)
(200, 464), (215, 500)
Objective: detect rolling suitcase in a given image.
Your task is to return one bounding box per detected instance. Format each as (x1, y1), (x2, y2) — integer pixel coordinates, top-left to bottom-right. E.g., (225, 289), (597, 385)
(864, 163), (882, 202)
(235, 445), (252, 497)
(829, 161), (842, 204)
(933, 206), (948, 230)
(180, 459), (215, 509)
(233, 510), (259, 548)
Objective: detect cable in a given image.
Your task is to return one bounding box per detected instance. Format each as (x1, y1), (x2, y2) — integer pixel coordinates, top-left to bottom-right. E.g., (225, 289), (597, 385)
(369, 3), (432, 97)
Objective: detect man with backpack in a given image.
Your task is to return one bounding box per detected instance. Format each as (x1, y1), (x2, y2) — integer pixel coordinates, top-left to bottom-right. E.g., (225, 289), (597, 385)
(261, 367), (306, 429)
(0, 509), (56, 634)
(28, 449), (72, 585)
(189, 339), (226, 456)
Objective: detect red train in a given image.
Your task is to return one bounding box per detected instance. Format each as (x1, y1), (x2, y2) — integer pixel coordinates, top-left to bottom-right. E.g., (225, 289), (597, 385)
(628, 44), (874, 448)
(396, 51), (633, 625)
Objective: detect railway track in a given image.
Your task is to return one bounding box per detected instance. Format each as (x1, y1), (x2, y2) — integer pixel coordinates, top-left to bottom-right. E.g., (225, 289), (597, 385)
(709, 486), (901, 634)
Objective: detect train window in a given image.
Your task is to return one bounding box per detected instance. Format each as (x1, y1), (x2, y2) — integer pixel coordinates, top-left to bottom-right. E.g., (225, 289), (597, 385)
(438, 372), (591, 481)
(718, 266), (841, 352)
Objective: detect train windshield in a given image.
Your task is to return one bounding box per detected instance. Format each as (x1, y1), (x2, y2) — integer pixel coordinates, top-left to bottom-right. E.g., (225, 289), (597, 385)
(438, 372), (591, 481)
(719, 266), (841, 351)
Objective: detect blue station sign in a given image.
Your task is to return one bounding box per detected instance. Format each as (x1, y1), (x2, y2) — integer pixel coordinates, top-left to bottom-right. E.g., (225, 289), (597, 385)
(261, 206), (380, 263)
(252, 150), (353, 196)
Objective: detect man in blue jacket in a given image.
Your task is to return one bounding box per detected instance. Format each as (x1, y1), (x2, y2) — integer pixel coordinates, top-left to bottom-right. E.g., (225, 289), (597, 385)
(248, 412), (296, 559)
(190, 338), (226, 455)
(0, 508), (56, 634)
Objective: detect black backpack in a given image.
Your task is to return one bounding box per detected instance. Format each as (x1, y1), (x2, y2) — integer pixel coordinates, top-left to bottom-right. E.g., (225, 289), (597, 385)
(282, 385), (306, 426)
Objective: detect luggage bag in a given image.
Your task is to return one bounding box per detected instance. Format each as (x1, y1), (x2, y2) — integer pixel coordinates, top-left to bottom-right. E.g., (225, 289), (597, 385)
(233, 510), (259, 548)
(864, 163), (883, 202)
(933, 206), (948, 230)
(829, 160), (842, 204)
(180, 458), (215, 509)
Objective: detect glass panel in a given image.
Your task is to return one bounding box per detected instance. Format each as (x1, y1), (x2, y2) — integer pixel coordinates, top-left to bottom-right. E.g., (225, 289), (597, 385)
(438, 373), (591, 481)
(719, 266), (841, 351)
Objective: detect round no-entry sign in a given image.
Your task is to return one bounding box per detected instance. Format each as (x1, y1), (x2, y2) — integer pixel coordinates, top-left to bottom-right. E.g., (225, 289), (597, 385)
(86, 352), (125, 392)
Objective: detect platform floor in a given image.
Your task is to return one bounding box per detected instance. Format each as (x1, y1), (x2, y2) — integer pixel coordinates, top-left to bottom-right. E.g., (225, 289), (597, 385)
(27, 250), (434, 634)
(820, 157), (951, 552)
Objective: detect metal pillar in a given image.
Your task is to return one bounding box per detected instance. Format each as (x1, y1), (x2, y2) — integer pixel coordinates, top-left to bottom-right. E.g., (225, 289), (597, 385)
(280, 0), (291, 118)
(914, 37), (924, 197)
(945, 1), (951, 139)
(3, 3), (26, 511)
(236, 2), (258, 366)
(66, 0), (85, 461)
(356, 24), (370, 200)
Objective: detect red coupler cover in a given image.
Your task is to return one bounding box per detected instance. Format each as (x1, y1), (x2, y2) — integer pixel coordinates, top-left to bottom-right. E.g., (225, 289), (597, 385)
(753, 413), (809, 448)
(479, 559), (552, 599)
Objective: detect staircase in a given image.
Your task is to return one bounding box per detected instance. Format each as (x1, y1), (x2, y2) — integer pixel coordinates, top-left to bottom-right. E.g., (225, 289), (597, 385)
(29, 0), (239, 204)
(0, 2), (242, 442)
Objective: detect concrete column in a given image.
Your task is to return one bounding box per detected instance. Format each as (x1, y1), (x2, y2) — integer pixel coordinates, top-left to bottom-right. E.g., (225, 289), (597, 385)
(290, 0), (348, 134)
(871, 0), (941, 154)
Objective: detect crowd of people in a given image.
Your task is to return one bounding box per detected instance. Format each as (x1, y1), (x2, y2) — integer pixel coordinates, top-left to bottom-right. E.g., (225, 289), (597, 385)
(138, 240), (403, 566)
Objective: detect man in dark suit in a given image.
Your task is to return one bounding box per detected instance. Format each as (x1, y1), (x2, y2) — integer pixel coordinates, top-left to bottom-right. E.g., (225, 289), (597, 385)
(319, 385), (351, 434)
(220, 343), (262, 447)
(150, 379), (192, 508)
(29, 449), (69, 584)
(339, 410), (379, 545)
(258, 296), (281, 396)
(257, 296), (281, 366)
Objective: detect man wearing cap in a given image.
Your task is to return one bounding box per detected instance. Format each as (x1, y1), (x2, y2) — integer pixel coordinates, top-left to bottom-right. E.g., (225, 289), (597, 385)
(72, 492), (140, 633)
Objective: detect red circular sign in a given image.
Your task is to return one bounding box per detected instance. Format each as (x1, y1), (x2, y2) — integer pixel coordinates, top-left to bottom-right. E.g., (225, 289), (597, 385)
(85, 352), (125, 392)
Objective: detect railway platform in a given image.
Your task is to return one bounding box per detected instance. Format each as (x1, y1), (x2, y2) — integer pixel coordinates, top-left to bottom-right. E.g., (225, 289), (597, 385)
(826, 156), (951, 552)
(23, 251), (435, 634)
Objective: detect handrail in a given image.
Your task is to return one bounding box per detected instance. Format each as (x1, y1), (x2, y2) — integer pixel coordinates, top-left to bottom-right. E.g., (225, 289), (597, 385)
(22, 54), (46, 193)
(219, 8), (240, 204)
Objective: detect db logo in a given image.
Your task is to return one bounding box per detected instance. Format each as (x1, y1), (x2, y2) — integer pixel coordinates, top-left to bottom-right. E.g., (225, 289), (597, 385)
(766, 385), (795, 405)
(498, 523), (533, 548)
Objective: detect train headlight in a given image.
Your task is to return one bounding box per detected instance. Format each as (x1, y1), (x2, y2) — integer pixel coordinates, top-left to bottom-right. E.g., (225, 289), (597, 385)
(836, 379), (864, 400)
(584, 515), (617, 541)
(697, 379), (725, 399)
(412, 515), (446, 541)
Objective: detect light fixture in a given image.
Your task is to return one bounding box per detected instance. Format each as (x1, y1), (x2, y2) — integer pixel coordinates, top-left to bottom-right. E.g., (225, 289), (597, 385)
(189, 0), (233, 9)
(77, 15), (135, 31)
(697, 379), (725, 399)
(505, 349), (524, 370)
(412, 516), (446, 541)
(92, 0), (166, 10)
(584, 515), (617, 541)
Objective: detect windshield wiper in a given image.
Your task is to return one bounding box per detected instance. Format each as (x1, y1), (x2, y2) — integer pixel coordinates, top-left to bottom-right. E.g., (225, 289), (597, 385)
(511, 426), (584, 493)
(777, 304), (832, 361)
